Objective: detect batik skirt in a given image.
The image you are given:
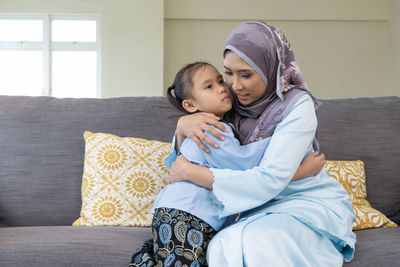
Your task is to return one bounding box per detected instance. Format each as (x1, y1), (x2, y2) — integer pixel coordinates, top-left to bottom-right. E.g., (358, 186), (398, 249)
(129, 207), (217, 267)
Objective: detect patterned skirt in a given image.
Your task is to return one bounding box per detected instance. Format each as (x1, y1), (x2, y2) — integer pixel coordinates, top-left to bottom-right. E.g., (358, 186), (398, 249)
(129, 208), (217, 267)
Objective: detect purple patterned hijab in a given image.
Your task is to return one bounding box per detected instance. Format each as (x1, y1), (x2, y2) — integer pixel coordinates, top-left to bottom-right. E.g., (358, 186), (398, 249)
(224, 21), (321, 147)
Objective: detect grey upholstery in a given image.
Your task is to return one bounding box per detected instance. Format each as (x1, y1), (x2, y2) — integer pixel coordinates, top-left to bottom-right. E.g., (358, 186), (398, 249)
(344, 228), (400, 266)
(0, 95), (398, 266)
(0, 226), (152, 267)
(318, 96), (400, 223)
(0, 96), (183, 227)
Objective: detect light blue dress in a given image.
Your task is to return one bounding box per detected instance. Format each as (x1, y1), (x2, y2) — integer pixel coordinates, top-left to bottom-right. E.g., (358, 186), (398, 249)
(153, 121), (270, 231)
(207, 94), (356, 267)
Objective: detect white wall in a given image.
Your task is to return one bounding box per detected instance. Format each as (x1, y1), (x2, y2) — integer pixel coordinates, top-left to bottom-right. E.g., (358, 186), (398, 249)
(0, 0), (164, 97)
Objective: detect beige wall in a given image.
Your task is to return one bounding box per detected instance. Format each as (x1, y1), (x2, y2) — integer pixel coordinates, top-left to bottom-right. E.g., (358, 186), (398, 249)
(388, 0), (400, 96)
(164, 0), (396, 99)
(0, 0), (164, 97)
(0, 0), (398, 98)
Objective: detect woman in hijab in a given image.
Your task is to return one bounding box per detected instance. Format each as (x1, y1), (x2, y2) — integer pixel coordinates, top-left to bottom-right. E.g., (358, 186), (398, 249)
(170, 21), (356, 266)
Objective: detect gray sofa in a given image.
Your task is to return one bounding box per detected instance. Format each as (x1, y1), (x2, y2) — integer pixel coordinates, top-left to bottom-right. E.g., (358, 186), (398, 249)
(0, 95), (399, 266)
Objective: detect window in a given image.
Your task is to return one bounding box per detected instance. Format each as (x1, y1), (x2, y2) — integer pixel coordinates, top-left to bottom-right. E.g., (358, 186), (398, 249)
(0, 15), (100, 98)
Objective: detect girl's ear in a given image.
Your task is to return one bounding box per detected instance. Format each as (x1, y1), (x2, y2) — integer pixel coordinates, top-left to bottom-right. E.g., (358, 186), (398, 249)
(182, 99), (199, 113)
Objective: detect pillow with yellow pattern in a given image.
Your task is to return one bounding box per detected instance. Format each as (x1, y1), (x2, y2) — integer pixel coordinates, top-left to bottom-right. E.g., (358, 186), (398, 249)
(324, 160), (398, 230)
(73, 131), (171, 227)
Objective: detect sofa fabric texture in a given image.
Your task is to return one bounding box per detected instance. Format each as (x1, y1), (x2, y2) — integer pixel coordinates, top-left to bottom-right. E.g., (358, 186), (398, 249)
(317, 97), (400, 223)
(0, 95), (399, 266)
(0, 96), (182, 227)
(1, 227), (398, 266)
(0, 226), (153, 266)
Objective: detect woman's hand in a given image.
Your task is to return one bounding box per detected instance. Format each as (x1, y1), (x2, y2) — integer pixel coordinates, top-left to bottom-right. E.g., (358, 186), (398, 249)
(292, 152), (326, 181)
(169, 155), (215, 189)
(169, 155), (190, 183)
(176, 113), (228, 152)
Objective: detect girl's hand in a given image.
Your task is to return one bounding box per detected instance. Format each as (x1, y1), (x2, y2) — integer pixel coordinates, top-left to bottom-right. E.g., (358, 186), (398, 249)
(292, 152), (326, 181)
(169, 155), (190, 183)
(176, 112), (228, 152)
(302, 151), (326, 177)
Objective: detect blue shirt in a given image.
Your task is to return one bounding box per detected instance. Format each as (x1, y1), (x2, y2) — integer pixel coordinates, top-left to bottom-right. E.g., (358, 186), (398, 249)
(152, 122), (270, 231)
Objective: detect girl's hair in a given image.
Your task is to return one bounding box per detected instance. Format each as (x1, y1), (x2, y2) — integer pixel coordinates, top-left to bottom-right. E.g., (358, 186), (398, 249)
(167, 61), (213, 113)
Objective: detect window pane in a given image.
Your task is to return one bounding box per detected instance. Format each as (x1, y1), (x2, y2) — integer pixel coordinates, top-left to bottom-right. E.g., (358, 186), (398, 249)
(52, 20), (96, 42)
(52, 51), (97, 98)
(0, 51), (43, 96)
(0, 19), (43, 41)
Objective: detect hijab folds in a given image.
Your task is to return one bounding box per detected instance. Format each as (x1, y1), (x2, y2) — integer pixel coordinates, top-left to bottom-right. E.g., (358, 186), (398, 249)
(224, 21), (321, 149)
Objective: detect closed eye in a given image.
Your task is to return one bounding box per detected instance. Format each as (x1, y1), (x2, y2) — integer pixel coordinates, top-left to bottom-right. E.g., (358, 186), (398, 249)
(224, 71), (233, 76)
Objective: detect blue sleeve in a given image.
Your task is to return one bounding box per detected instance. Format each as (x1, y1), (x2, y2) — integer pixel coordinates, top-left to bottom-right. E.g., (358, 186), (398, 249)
(180, 122), (270, 170)
(164, 130), (224, 169)
(201, 126), (270, 171)
(180, 137), (209, 167)
(210, 94), (318, 217)
(164, 135), (177, 170)
(179, 122), (236, 168)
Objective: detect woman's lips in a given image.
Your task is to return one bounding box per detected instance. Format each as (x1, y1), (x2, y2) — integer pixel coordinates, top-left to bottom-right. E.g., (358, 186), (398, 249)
(236, 93), (249, 100)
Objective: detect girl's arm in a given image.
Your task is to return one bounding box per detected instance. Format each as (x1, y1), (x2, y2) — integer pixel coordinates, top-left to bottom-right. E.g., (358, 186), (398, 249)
(170, 94), (318, 217)
(293, 151), (325, 181)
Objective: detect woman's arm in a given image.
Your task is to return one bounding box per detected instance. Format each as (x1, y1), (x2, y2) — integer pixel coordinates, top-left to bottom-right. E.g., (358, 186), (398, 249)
(172, 124), (324, 186)
(175, 86), (291, 151)
(170, 95), (318, 217)
(170, 151), (325, 188)
(170, 155), (214, 189)
(175, 112), (227, 152)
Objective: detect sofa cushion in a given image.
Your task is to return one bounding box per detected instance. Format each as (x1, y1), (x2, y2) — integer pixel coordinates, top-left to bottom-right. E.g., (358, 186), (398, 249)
(324, 160), (397, 230)
(318, 97), (400, 224)
(344, 228), (400, 266)
(0, 96), (183, 227)
(73, 131), (171, 227)
(0, 226), (153, 266)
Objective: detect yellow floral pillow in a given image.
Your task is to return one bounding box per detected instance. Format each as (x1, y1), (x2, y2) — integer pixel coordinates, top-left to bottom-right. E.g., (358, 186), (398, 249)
(325, 160), (398, 230)
(73, 131), (171, 227)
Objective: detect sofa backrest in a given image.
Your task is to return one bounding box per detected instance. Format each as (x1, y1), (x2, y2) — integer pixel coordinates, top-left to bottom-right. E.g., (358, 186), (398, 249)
(0, 96), (183, 226)
(0, 95), (399, 226)
(318, 96), (400, 224)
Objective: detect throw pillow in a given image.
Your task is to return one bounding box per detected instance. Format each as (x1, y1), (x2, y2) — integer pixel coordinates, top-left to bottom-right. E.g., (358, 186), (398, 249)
(324, 160), (398, 230)
(73, 131), (171, 227)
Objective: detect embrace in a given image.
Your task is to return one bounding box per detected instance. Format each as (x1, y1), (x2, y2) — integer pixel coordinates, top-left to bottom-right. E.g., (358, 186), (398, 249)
(130, 21), (356, 267)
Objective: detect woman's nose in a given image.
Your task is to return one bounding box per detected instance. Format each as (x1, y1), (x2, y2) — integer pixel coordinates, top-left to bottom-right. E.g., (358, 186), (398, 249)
(232, 77), (243, 91)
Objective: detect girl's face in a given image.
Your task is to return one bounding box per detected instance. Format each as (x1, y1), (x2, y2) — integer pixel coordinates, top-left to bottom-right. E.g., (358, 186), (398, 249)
(182, 65), (232, 118)
(223, 51), (267, 106)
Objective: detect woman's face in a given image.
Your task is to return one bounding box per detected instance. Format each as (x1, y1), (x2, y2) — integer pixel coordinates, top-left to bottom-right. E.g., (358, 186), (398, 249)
(223, 51), (267, 106)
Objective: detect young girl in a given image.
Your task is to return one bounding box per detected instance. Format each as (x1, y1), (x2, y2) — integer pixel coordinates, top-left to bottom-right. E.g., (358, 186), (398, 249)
(129, 62), (325, 267)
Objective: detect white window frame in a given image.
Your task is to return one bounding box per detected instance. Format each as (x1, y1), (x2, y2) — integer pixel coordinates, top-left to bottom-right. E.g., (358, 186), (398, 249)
(0, 14), (101, 97)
